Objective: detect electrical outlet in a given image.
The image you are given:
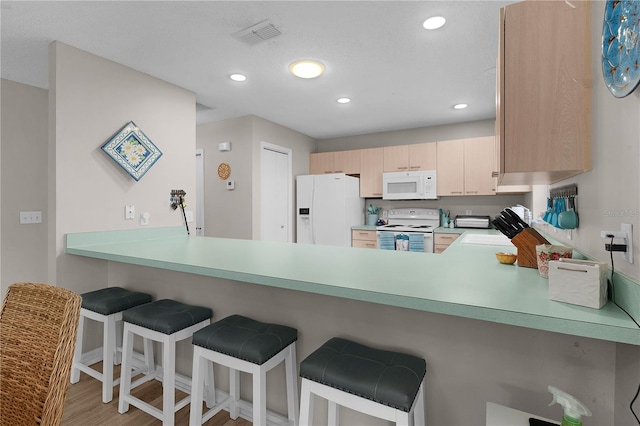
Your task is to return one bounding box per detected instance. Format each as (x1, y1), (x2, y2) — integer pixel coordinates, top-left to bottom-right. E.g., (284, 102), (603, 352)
(140, 212), (150, 226)
(125, 205), (135, 220)
(601, 225), (633, 263)
(185, 210), (193, 223)
(465, 209), (472, 215)
(622, 223), (633, 263)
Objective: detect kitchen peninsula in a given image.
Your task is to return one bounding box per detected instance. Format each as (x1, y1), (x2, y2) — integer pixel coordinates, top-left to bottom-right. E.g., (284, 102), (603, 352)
(66, 227), (640, 424)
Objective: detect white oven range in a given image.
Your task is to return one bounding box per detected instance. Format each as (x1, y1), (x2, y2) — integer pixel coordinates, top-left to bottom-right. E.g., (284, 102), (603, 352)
(376, 208), (440, 253)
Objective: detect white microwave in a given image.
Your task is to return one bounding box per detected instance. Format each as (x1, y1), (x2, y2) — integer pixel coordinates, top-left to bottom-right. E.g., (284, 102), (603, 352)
(382, 170), (437, 200)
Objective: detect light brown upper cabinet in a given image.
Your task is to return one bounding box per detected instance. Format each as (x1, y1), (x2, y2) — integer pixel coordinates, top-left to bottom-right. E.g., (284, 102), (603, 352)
(383, 143), (437, 172)
(497, 1), (591, 185)
(309, 150), (361, 175)
(437, 137), (496, 196)
(463, 137), (496, 195)
(359, 148), (384, 198)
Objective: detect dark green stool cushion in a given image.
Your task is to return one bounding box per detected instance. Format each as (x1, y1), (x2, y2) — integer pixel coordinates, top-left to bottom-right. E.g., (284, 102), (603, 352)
(123, 299), (212, 335)
(192, 315), (297, 365)
(300, 337), (426, 412)
(81, 287), (152, 315)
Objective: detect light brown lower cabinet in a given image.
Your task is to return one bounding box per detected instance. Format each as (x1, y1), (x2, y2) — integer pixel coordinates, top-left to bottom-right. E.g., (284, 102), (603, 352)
(352, 230), (377, 249)
(434, 233), (460, 254)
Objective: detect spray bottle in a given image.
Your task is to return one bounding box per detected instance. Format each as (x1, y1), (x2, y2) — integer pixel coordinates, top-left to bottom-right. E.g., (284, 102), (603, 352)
(548, 386), (592, 426)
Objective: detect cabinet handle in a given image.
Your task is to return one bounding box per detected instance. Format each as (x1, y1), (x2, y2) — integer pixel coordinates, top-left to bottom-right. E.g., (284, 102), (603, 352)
(466, 191), (478, 194)
(358, 232), (370, 236)
(365, 243), (376, 248)
(409, 166), (420, 169)
(450, 191), (463, 194)
(324, 171), (333, 174)
(491, 171), (499, 178)
(335, 170), (344, 173)
(373, 193), (382, 196)
(397, 167), (408, 170)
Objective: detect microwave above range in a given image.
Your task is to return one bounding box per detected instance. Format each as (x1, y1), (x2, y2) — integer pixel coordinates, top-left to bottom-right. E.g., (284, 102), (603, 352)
(382, 170), (437, 200)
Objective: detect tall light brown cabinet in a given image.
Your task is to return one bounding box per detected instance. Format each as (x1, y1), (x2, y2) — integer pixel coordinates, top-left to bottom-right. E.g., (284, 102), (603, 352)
(497, 0), (591, 185)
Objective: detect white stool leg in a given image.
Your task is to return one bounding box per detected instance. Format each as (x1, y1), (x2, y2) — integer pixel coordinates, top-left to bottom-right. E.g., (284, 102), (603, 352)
(114, 317), (123, 365)
(285, 344), (299, 425)
(413, 382), (425, 426)
(102, 314), (117, 403)
(143, 336), (155, 374)
(328, 401), (339, 426)
(189, 347), (205, 426)
(70, 313), (85, 384)
(162, 336), (177, 426)
(229, 368), (240, 420)
(204, 356), (215, 408)
(396, 410), (410, 426)
(253, 365), (267, 426)
(299, 379), (314, 426)
(118, 324), (135, 414)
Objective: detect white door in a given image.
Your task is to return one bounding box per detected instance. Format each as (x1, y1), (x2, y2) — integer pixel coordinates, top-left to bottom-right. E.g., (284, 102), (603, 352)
(260, 142), (292, 242)
(195, 149), (204, 236)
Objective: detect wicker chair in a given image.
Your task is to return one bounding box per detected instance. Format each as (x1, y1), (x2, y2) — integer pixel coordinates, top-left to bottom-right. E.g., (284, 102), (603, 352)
(0, 282), (82, 426)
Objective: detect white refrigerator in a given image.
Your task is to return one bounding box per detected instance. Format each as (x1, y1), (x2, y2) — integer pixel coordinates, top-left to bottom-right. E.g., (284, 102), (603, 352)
(296, 174), (364, 247)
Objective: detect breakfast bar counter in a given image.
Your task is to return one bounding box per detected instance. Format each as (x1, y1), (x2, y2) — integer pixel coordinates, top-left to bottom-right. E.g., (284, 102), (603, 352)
(65, 226), (640, 346)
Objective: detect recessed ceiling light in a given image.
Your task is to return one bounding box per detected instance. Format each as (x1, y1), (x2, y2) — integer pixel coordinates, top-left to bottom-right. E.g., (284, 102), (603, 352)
(423, 16), (446, 30)
(289, 60), (325, 79)
(337, 97), (351, 104)
(229, 73), (246, 82)
(454, 103), (468, 110)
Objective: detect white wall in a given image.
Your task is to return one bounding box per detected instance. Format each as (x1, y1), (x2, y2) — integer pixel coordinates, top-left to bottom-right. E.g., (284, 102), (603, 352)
(49, 41), (196, 293)
(196, 115), (316, 240)
(196, 116), (254, 239)
(0, 80), (49, 297)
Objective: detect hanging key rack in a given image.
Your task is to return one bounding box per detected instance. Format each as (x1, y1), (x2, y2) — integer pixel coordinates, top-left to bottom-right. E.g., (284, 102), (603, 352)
(550, 184), (578, 199)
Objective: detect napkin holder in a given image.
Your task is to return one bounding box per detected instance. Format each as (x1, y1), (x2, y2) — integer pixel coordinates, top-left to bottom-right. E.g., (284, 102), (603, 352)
(510, 228), (550, 268)
(548, 258), (608, 309)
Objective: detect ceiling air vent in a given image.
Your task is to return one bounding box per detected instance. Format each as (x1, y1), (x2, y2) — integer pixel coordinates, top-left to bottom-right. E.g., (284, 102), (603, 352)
(232, 20), (281, 46)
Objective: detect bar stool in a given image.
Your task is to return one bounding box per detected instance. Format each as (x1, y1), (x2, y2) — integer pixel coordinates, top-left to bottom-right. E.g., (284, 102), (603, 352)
(70, 286), (153, 403)
(189, 314), (299, 426)
(299, 337), (427, 426)
(118, 299), (213, 426)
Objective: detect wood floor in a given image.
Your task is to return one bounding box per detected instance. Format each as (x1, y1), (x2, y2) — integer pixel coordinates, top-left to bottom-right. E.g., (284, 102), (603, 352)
(62, 363), (251, 426)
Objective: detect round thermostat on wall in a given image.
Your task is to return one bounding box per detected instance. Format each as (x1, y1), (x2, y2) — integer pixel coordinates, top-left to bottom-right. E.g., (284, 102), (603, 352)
(217, 162), (230, 180)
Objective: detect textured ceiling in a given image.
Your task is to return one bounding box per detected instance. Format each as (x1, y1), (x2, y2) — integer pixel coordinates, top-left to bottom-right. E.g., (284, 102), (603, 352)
(1, 1), (515, 140)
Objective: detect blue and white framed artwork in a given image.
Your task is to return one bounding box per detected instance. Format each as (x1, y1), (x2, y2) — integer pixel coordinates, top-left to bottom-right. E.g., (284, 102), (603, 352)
(101, 121), (162, 181)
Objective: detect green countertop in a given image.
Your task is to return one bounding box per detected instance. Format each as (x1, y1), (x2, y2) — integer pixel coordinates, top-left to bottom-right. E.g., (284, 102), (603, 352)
(65, 226), (640, 345)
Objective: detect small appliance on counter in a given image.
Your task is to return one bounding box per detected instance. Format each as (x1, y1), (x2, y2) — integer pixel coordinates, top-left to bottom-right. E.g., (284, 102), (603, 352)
(454, 215), (491, 229)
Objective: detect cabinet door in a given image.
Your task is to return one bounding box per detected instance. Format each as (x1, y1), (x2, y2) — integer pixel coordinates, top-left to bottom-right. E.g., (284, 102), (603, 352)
(434, 233), (460, 253)
(360, 148), (384, 198)
(409, 143), (437, 170)
(334, 150), (361, 174)
(464, 137), (496, 195)
(383, 146), (409, 172)
(501, 1), (591, 184)
(436, 140), (464, 196)
(352, 230), (377, 249)
(309, 152), (334, 174)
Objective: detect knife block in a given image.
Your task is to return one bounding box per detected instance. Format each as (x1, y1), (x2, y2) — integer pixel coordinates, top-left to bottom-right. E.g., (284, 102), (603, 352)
(511, 228), (550, 268)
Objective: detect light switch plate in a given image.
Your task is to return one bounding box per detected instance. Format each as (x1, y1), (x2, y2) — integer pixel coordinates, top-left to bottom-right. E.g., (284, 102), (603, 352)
(20, 211), (42, 224)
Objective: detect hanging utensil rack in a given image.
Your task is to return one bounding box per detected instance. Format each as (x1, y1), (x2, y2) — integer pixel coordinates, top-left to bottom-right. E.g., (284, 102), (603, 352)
(550, 184), (578, 199)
